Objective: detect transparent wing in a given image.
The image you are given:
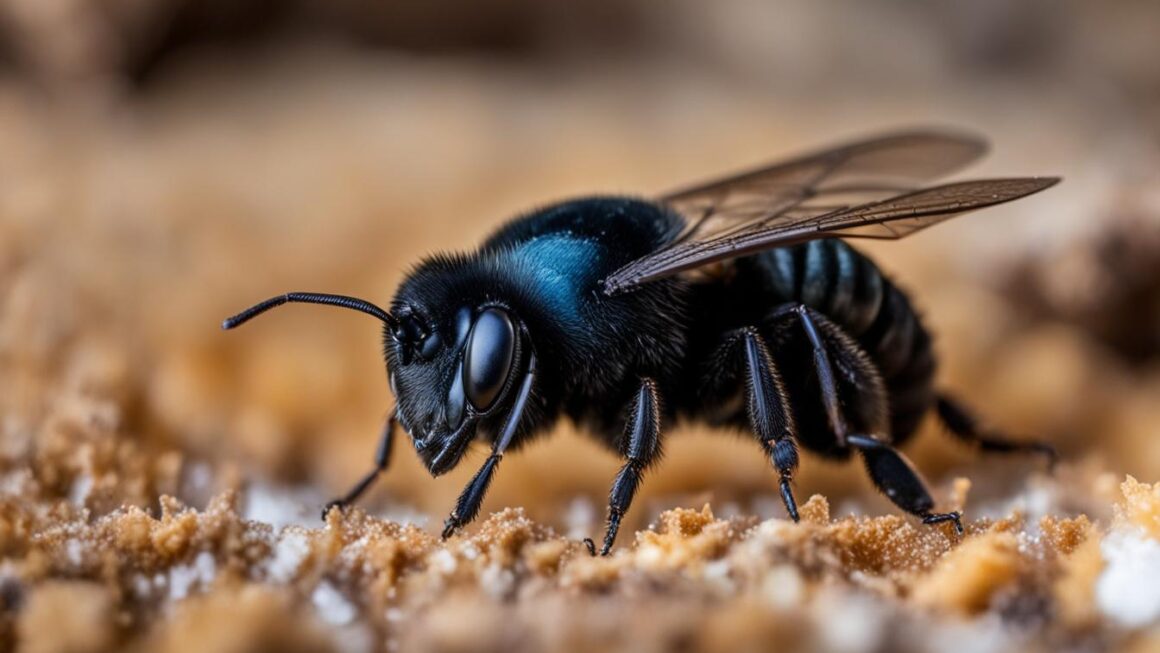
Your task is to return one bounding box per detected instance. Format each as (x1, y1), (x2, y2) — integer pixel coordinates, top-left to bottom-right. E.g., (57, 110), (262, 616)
(603, 177), (1059, 294)
(661, 129), (990, 248)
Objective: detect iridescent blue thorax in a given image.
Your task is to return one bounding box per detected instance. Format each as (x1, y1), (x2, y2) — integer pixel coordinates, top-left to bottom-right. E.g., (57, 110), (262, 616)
(502, 234), (604, 327)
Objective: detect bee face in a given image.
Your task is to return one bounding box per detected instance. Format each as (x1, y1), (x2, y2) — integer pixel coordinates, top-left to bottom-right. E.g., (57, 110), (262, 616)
(388, 301), (520, 476)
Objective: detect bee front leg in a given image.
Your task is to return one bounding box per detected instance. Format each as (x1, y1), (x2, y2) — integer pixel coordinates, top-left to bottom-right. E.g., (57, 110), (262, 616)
(322, 411), (396, 519)
(442, 351), (537, 540)
(598, 379), (663, 556)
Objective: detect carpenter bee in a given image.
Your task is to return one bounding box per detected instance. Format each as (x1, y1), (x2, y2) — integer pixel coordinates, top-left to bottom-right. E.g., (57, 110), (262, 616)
(223, 129), (1059, 555)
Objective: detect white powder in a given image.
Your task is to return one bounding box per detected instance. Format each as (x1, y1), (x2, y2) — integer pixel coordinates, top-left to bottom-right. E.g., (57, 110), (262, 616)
(243, 483), (319, 530)
(429, 549), (458, 574)
(312, 581), (357, 625)
(564, 497), (597, 540)
(761, 565), (804, 610)
(813, 592), (886, 653)
(65, 539), (84, 566)
(131, 575), (153, 598)
(185, 462), (213, 496)
(480, 563), (516, 600)
(920, 615), (1012, 653)
(243, 482), (424, 530)
(267, 531), (311, 583)
(702, 559), (735, 595)
(168, 551), (217, 601)
(69, 475), (93, 505)
(1096, 529), (1160, 627)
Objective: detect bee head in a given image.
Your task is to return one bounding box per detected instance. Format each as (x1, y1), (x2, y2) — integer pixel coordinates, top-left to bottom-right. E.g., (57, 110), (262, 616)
(220, 259), (532, 479)
(387, 297), (524, 476)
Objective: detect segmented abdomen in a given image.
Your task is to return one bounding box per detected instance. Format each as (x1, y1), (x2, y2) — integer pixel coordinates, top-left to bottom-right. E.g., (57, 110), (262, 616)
(755, 240), (936, 443)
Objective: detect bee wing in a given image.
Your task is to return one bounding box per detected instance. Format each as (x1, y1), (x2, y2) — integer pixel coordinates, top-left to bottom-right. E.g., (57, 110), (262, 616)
(603, 130), (1057, 293)
(660, 129), (989, 244)
(603, 176), (1059, 294)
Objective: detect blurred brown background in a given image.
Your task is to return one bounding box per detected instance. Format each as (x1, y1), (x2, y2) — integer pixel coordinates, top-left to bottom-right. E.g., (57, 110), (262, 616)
(2, 0), (1159, 536)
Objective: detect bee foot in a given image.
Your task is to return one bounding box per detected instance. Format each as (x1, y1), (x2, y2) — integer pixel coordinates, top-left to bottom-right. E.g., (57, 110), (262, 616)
(441, 514), (461, 540)
(321, 500), (346, 521)
(922, 511), (964, 535)
(582, 538), (597, 556)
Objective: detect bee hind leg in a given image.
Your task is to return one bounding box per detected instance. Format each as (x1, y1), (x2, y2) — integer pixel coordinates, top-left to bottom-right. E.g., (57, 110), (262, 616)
(846, 433), (963, 534)
(936, 394), (1057, 469)
(769, 303), (851, 448)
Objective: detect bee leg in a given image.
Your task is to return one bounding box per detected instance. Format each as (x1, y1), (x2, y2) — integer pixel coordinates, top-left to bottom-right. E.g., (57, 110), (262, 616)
(442, 351), (537, 540)
(936, 395), (1057, 469)
(771, 304), (849, 447)
(847, 433), (963, 534)
(739, 327), (801, 523)
(321, 411), (396, 520)
(599, 379), (663, 556)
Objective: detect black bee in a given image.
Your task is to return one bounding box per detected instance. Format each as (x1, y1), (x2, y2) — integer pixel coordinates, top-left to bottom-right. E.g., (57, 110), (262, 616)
(223, 129), (1059, 555)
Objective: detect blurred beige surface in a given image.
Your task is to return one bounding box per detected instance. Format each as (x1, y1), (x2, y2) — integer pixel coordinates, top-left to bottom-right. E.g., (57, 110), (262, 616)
(1, 2), (1160, 651)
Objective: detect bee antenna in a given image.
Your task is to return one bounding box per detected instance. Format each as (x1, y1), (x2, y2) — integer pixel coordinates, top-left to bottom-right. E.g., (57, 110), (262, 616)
(221, 292), (398, 330)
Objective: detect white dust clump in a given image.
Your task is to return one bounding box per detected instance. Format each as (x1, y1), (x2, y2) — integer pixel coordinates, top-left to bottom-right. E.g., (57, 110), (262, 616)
(1096, 528), (1160, 627)
(761, 565), (805, 610)
(312, 581), (374, 653)
(243, 483), (321, 530)
(267, 530), (312, 583)
(480, 563), (517, 600)
(168, 551), (217, 601)
(69, 475), (93, 505)
(429, 549), (458, 574)
(812, 590), (886, 653)
(920, 615), (1012, 653)
(564, 497), (598, 540)
(312, 581), (358, 625)
(65, 539), (84, 566)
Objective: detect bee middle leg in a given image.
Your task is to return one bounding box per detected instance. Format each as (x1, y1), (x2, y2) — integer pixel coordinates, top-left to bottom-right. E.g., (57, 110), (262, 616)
(705, 329), (807, 524)
(735, 327), (802, 522)
(597, 378), (663, 556)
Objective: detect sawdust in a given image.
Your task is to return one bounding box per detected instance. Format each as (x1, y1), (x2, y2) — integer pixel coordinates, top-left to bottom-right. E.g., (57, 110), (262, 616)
(1, 477), (1155, 651)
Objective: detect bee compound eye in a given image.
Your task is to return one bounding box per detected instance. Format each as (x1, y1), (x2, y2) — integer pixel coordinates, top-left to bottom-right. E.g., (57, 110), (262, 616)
(462, 308), (515, 412)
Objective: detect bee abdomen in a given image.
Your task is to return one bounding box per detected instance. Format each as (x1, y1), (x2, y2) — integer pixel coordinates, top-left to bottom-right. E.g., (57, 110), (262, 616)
(766, 240), (884, 336)
(856, 277), (937, 442)
(760, 240), (936, 441)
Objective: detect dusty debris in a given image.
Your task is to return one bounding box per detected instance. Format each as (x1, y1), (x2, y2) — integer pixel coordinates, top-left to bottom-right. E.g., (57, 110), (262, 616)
(0, 475), (1154, 651)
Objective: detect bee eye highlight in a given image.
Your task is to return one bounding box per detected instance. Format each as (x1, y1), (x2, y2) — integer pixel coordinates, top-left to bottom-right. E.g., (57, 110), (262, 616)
(453, 307), (473, 348)
(418, 330), (442, 359)
(462, 308), (515, 412)
(446, 361), (466, 430)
